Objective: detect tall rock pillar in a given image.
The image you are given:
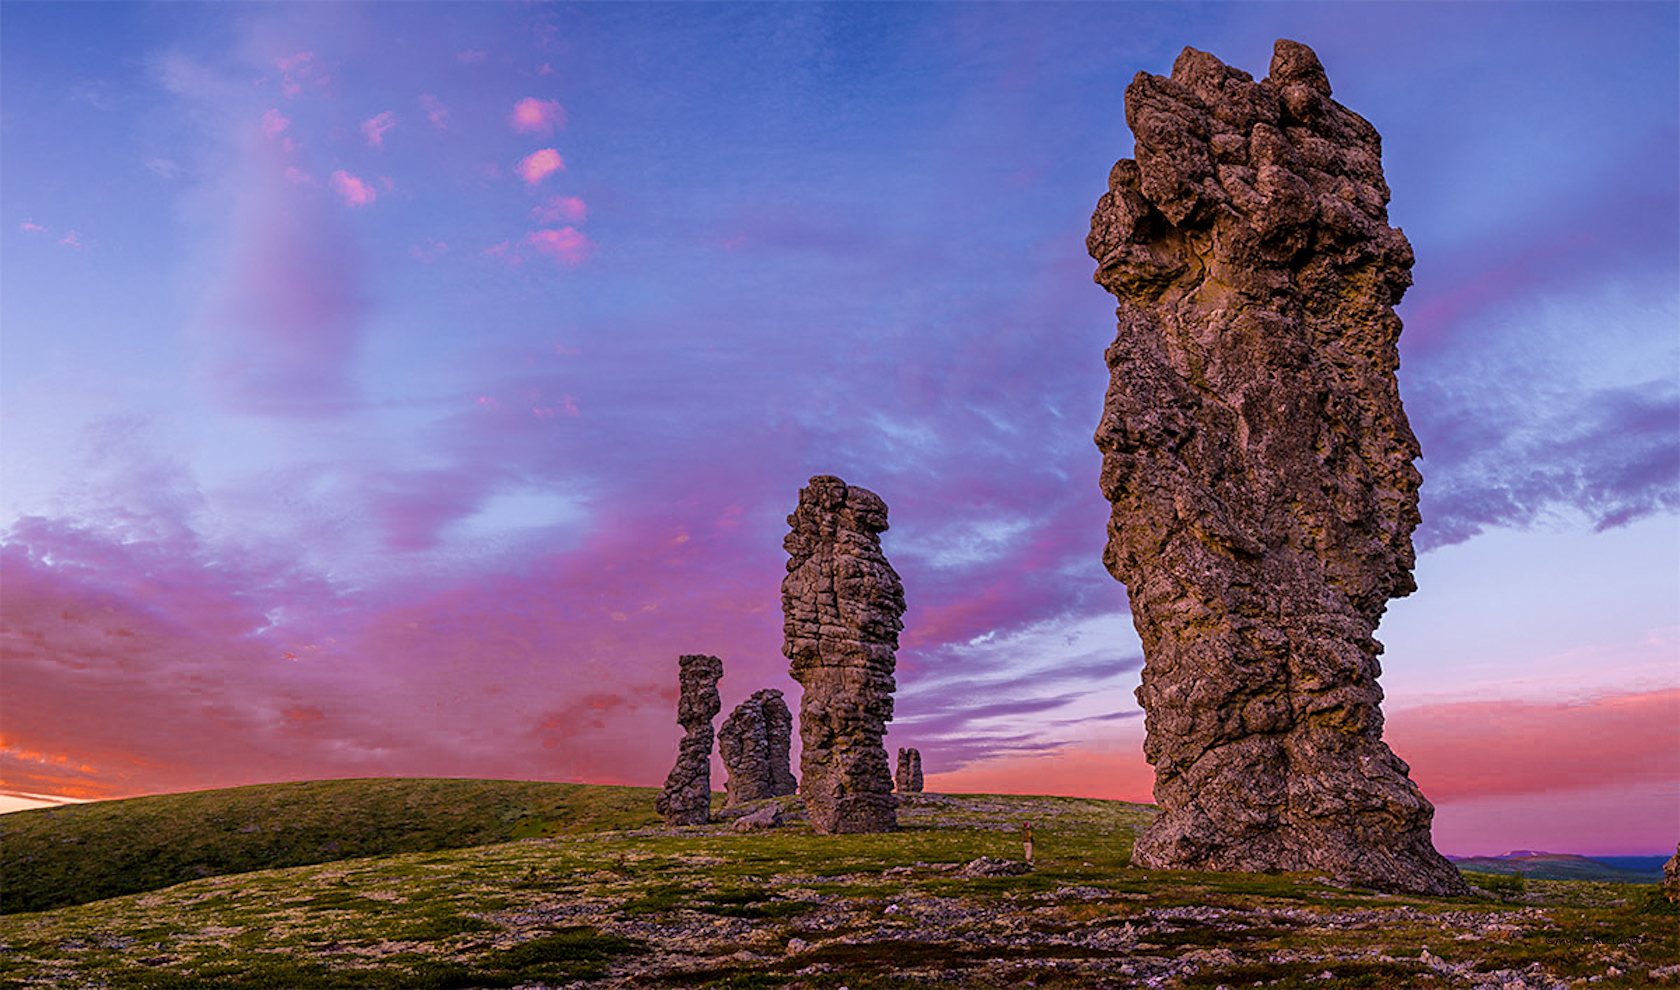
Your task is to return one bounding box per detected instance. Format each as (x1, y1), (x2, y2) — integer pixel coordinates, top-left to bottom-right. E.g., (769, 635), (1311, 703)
(654, 653), (724, 826)
(1086, 39), (1467, 895)
(782, 475), (904, 834)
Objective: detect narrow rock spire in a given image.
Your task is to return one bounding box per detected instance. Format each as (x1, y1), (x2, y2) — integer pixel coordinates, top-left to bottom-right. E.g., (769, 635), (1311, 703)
(654, 653), (723, 826)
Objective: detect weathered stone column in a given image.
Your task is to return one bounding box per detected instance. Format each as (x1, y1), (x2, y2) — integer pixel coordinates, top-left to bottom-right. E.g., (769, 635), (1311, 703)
(1087, 39), (1467, 895)
(654, 653), (723, 826)
(719, 688), (798, 806)
(896, 747), (924, 793)
(782, 475), (904, 834)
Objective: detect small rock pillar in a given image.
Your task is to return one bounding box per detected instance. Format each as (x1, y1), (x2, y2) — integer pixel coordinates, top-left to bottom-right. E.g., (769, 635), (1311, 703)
(896, 747), (924, 793)
(718, 688), (798, 806)
(654, 653), (723, 826)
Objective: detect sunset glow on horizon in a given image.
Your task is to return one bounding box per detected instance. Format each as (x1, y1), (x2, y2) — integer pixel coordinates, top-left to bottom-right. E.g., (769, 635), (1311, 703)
(2, 2), (1676, 857)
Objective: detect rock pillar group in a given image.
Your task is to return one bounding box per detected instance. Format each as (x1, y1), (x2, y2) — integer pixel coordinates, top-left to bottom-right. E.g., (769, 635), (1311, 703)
(782, 475), (905, 834)
(719, 688), (798, 806)
(654, 653), (723, 826)
(1086, 39), (1466, 894)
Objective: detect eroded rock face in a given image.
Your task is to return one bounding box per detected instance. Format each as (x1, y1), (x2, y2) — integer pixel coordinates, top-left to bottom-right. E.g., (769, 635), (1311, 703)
(718, 688), (798, 806)
(654, 653), (724, 826)
(1087, 40), (1467, 895)
(896, 747), (924, 793)
(783, 475), (904, 834)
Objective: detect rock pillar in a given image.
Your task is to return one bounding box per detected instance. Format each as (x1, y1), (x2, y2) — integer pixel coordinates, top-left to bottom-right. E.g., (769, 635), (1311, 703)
(718, 688), (798, 806)
(1086, 39), (1467, 895)
(782, 475), (904, 834)
(896, 747), (924, 793)
(654, 653), (724, 826)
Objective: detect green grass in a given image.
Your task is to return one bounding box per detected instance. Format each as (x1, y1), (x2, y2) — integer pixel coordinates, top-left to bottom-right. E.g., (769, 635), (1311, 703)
(0, 777), (661, 913)
(0, 782), (1673, 989)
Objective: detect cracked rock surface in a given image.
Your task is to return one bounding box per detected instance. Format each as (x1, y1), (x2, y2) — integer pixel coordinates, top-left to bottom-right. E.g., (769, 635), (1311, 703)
(1087, 39), (1465, 895)
(782, 475), (905, 834)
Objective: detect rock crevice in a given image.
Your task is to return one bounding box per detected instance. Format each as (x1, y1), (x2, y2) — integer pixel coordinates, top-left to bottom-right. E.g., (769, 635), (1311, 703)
(1087, 39), (1466, 895)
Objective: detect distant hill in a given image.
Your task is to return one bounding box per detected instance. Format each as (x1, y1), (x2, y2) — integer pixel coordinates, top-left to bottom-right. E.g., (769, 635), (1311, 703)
(1447, 850), (1665, 883)
(0, 777), (662, 914)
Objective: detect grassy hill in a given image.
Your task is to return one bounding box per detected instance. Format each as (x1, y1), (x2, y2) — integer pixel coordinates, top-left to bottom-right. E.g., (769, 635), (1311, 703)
(0, 778), (661, 914)
(0, 782), (1673, 989)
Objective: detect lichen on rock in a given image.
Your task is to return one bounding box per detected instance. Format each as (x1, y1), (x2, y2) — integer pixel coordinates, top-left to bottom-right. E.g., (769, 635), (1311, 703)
(1087, 39), (1467, 895)
(782, 475), (904, 834)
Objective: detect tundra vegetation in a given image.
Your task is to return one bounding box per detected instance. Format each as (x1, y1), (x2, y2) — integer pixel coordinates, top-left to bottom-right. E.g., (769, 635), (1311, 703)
(1, 780), (1674, 989)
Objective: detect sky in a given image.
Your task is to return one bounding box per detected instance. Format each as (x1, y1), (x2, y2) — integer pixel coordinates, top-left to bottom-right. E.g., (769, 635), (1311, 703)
(1, 2), (1675, 857)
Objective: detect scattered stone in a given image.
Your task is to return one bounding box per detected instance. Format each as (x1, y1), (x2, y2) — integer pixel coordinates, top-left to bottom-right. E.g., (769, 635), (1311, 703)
(719, 688), (798, 806)
(1663, 842), (1679, 903)
(731, 804), (785, 832)
(959, 856), (1033, 877)
(653, 653), (723, 826)
(895, 747), (924, 793)
(1087, 39), (1467, 896)
(782, 475), (905, 834)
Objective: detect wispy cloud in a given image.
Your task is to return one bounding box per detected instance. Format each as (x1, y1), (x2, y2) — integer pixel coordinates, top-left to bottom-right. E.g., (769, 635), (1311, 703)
(419, 94), (449, 129)
(360, 111), (397, 148)
(260, 108), (290, 140)
(531, 195), (587, 224)
(272, 51), (322, 98)
(524, 227), (592, 266)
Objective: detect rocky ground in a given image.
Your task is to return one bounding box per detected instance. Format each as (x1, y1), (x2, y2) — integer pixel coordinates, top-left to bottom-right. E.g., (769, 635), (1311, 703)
(2, 792), (1674, 989)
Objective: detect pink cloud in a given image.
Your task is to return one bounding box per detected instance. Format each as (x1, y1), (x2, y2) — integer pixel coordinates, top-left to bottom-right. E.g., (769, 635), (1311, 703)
(330, 170), (376, 208)
(524, 227), (593, 266)
(273, 51), (321, 99)
(360, 111), (396, 148)
(420, 94), (449, 129)
(928, 739), (1156, 805)
(260, 108), (290, 140)
(1386, 691), (1680, 803)
(19, 221), (47, 233)
(510, 97), (566, 135)
(517, 148), (564, 185)
(56, 232), (84, 249)
(531, 195), (587, 224)
(284, 166), (314, 185)
(410, 238), (448, 263)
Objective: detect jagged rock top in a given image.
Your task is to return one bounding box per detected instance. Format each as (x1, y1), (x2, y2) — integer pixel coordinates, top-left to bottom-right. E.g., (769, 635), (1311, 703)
(782, 474), (905, 672)
(1091, 40), (1413, 331)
